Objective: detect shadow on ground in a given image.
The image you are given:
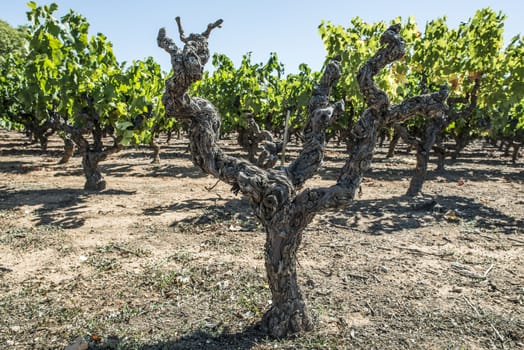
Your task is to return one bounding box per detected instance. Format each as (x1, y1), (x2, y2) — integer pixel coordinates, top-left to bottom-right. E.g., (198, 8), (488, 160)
(319, 194), (523, 235)
(143, 196), (258, 231)
(0, 186), (135, 228)
(87, 326), (265, 350)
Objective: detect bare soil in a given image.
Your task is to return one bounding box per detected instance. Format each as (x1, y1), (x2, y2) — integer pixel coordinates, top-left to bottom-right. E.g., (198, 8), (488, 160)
(0, 129), (523, 349)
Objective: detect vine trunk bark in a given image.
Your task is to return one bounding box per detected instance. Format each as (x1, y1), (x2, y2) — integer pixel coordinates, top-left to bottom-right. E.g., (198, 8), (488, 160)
(406, 117), (445, 196)
(150, 138), (161, 164)
(260, 225), (313, 337)
(82, 152), (106, 191)
(387, 130), (401, 157)
(58, 136), (74, 164)
(157, 19), (448, 338)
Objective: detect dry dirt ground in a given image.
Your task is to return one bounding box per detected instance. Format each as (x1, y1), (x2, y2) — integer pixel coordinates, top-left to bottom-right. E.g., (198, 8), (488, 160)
(0, 129), (523, 350)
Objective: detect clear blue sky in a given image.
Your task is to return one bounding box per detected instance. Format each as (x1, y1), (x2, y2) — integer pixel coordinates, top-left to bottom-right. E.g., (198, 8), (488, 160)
(1, 1), (522, 73)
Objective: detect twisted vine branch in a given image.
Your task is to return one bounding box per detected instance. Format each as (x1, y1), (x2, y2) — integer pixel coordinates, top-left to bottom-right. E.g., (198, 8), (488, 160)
(158, 20), (448, 338)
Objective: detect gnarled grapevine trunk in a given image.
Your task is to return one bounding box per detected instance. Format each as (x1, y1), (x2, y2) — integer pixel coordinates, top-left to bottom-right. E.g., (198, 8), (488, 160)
(82, 152), (106, 191)
(58, 135), (74, 164)
(237, 113), (282, 168)
(438, 77), (481, 168)
(57, 116), (122, 191)
(25, 118), (55, 153)
(260, 224), (313, 337)
(389, 111), (447, 197)
(511, 142), (521, 163)
(150, 138), (161, 164)
(158, 19), (448, 338)
(405, 116), (446, 196)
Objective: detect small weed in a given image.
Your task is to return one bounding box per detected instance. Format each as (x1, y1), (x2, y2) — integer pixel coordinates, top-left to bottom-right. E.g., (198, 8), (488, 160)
(97, 241), (151, 258)
(201, 236), (222, 247)
(102, 304), (146, 324)
(0, 224), (66, 251)
(166, 251), (193, 263)
(152, 268), (199, 296)
(86, 256), (121, 272)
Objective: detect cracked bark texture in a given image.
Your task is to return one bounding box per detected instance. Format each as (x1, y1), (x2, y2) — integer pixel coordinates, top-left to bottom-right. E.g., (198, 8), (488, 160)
(391, 109), (447, 197)
(55, 110), (122, 191)
(237, 113), (283, 169)
(158, 21), (447, 338)
(434, 76), (481, 170)
(150, 138), (161, 164)
(58, 134), (74, 164)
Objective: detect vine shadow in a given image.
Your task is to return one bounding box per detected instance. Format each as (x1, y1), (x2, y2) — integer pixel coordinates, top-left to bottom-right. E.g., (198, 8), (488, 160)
(318, 154), (523, 184)
(318, 140), (523, 184)
(49, 160), (210, 179)
(0, 186), (135, 228)
(88, 326), (264, 350)
(319, 194), (522, 235)
(143, 196), (258, 231)
(0, 160), (45, 174)
(116, 143), (191, 161)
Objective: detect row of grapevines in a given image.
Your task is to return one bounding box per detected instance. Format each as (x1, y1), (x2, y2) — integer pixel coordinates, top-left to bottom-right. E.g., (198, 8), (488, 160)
(1, 4), (521, 192)
(0, 2), (168, 190)
(191, 52), (317, 137)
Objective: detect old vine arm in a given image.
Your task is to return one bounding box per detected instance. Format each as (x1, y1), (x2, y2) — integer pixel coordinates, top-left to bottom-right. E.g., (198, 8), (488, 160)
(383, 86), (449, 153)
(186, 100), (295, 222)
(159, 19), (295, 220)
(174, 17), (188, 43)
(293, 24), (406, 213)
(286, 59), (344, 188)
(294, 24), (447, 215)
(202, 19), (224, 38)
(157, 28), (179, 55)
(385, 86), (449, 126)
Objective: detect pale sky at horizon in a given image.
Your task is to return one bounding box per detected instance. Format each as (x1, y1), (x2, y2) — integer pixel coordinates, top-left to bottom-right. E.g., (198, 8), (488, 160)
(1, 1), (522, 73)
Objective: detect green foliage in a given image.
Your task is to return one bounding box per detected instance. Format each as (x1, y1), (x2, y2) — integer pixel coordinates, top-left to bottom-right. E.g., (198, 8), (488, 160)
(12, 2), (167, 149)
(319, 16), (419, 135)
(2, 3), (521, 161)
(319, 17), (383, 120)
(0, 19), (27, 56)
(319, 8), (519, 148)
(0, 53), (26, 130)
(120, 57), (167, 145)
(0, 19), (29, 131)
(485, 35), (524, 142)
(192, 52), (315, 134)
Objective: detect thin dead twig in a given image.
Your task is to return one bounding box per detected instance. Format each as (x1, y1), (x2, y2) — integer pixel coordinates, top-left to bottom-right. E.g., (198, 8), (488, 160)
(451, 262), (494, 280)
(365, 301), (376, 316)
(371, 274), (382, 283)
(394, 245), (453, 258)
(483, 264), (494, 278)
(347, 272), (368, 280)
(463, 296), (504, 343)
(375, 245), (392, 251)
(477, 233), (495, 241)
(316, 267), (333, 277)
(507, 236), (524, 245)
(318, 221), (350, 230)
(319, 240), (351, 248)
(463, 296), (481, 317)
(112, 244), (142, 257)
(489, 323), (505, 343)
(205, 179), (221, 191)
